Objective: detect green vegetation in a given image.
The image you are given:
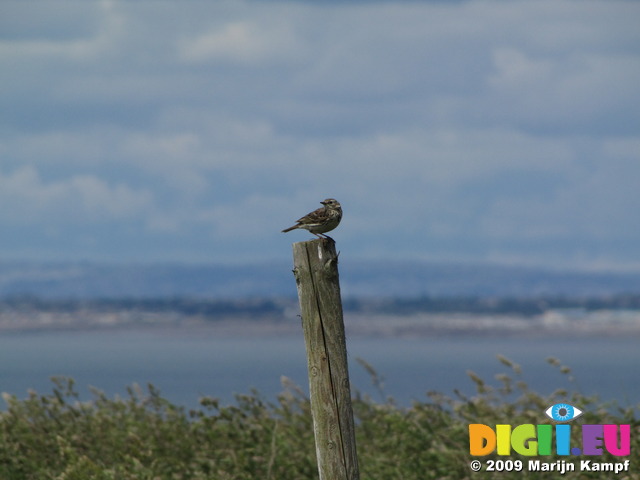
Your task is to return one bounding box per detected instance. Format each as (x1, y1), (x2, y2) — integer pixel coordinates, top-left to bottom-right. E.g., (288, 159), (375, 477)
(1, 358), (637, 479)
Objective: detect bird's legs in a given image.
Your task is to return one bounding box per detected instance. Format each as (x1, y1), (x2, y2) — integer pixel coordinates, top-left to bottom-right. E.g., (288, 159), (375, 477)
(313, 233), (334, 243)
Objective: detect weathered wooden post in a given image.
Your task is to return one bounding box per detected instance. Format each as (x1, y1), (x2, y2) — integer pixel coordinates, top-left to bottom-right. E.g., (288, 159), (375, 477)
(291, 238), (360, 480)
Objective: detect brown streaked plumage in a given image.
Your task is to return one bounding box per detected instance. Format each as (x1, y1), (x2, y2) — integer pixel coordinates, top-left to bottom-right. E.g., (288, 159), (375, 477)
(281, 198), (342, 240)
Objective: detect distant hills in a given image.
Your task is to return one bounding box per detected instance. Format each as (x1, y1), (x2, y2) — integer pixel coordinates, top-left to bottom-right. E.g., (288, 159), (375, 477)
(1, 260), (640, 299)
(3, 260), (640, 334)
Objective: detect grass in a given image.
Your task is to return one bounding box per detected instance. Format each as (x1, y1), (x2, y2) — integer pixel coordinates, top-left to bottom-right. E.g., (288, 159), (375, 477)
(0, 357), (637, 479)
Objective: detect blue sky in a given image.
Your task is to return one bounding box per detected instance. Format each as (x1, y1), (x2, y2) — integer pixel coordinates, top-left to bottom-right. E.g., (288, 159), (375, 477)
(1, 0), (639, 269)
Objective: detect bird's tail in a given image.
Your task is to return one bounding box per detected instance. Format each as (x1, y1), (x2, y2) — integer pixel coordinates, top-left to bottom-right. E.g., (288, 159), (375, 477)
(281, 225), (298, 233)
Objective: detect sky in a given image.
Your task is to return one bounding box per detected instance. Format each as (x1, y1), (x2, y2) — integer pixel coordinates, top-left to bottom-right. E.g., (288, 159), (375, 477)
(1, 0), (639, 270)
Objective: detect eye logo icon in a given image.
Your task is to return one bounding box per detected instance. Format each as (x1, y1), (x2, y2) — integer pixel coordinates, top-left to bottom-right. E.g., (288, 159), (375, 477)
(470, 403), (631, 457)
(545, 403), (583, 422)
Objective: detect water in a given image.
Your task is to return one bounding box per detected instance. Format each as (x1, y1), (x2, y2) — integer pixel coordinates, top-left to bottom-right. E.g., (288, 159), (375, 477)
(0, 330), (638, 410)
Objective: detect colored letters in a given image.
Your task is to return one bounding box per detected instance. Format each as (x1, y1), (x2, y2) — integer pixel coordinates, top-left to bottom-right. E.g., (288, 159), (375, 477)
(469, 424), (630, 457)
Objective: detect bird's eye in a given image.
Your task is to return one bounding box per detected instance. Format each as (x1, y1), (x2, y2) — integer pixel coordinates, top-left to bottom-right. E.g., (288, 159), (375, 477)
(545, 403), (583, 422)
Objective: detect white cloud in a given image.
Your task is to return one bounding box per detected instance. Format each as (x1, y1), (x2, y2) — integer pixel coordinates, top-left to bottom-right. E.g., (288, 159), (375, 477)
(602, 137), (640, 159)
(479, 156), (640, 240)
(485, 48), (640, 129)
(3, 130), (113, 168)
(0, 166), (153, 225)
(180, 20), (302, 65)
(1, 0), (639, 267)
(0, 0), (124, 61)
(489, 48), (555, 90)
(120, 131), (208, 192)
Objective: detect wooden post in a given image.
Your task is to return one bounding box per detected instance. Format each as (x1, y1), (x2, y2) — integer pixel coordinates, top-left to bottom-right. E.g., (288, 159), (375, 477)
(291, 239), (359, 480)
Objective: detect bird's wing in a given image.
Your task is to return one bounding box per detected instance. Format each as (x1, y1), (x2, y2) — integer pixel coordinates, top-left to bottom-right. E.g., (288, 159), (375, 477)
(296, 207), (326, 225)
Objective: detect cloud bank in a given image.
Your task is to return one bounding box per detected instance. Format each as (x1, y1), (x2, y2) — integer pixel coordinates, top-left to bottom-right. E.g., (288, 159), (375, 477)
(1, 0), (639, 269)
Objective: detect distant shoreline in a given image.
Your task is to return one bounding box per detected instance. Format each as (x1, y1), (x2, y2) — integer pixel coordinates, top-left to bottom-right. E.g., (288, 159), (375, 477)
(2, 307), (639, 338)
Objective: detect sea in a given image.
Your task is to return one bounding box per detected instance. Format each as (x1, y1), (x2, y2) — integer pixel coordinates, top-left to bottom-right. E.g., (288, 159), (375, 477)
(0, 330), (638, 411)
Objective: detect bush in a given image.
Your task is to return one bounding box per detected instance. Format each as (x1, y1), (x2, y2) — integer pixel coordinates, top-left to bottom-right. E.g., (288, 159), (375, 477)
(0, 358), (637, 479)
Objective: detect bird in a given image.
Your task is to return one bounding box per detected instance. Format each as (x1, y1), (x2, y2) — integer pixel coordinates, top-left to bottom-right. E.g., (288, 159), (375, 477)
(281, 198), (342, 240)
